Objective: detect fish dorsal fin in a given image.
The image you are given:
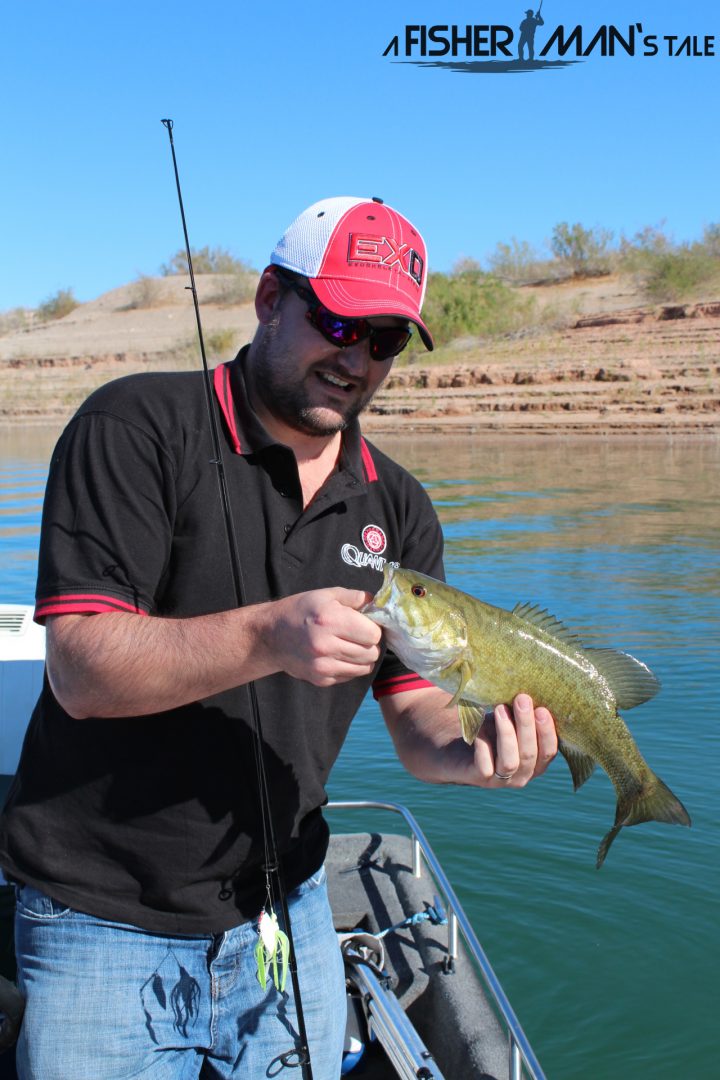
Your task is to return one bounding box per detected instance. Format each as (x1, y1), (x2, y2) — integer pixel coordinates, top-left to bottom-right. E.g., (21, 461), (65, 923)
(512, 602), (584, 646)
(585, 648), (661, 710)
(558, 739), (597, 791)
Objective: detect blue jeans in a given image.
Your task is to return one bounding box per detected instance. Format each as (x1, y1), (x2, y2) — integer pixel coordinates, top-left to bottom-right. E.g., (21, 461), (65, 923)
(14, 867), (345, 1079)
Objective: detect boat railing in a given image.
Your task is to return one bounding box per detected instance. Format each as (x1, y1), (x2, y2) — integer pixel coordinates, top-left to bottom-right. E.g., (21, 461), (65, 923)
(327, 800), (547, 1080)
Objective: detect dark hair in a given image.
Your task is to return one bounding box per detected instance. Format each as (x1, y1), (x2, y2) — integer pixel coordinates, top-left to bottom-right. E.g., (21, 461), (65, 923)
(273, 266), (307, 293)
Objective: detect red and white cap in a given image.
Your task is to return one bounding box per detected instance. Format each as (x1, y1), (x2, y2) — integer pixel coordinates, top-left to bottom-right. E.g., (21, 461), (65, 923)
(270, 196), (434, 351)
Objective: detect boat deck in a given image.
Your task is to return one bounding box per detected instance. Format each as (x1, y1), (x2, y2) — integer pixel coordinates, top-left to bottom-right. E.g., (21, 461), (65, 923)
(327, 831), (511, 1079)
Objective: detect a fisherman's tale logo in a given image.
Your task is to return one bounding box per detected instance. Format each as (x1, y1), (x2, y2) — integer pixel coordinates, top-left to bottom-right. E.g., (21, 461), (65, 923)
(383, 3), (717, 74)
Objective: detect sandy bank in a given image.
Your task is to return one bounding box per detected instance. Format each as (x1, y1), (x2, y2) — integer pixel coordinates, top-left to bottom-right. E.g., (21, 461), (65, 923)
(1, 276), (718, 435)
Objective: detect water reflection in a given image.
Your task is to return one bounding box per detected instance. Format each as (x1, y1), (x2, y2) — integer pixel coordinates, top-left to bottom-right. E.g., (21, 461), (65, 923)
(376, 435), (720, 552)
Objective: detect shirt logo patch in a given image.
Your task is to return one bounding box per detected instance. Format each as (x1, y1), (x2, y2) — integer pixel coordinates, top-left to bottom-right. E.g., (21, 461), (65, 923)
(362, 524), (387, 555)
(341, 524), (397, 573)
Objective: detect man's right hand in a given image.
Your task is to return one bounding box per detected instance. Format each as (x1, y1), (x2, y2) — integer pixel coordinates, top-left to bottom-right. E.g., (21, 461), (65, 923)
(268, 588), (381, 686)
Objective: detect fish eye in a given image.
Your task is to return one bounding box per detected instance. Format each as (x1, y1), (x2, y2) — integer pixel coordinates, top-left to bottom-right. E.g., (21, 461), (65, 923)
(411, 584), (427, 598)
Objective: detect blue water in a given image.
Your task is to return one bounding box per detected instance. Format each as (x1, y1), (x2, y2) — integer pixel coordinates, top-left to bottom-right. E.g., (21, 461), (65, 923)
(331, 435), (720, 1080)
(1, 428), (718, 1079)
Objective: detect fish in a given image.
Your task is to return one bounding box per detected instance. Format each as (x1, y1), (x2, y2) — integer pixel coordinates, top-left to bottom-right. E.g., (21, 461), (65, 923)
(364, 565), (691, 867)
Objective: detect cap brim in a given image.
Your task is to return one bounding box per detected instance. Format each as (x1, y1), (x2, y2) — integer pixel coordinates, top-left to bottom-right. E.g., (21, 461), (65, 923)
(309, 276), (434, 352)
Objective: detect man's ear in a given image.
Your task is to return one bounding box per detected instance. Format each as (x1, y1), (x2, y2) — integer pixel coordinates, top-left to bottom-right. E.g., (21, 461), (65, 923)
(255, 266), (283, 324)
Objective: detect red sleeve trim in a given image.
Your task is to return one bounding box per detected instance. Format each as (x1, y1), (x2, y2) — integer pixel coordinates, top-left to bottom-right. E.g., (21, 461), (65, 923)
(372, 673), (435, 699)
(213, 363), (243, 454)
(34, 594), (149, 624)
(360, 438), (378, 483)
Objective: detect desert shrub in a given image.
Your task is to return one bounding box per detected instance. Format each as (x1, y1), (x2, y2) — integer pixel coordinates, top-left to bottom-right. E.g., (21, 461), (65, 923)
(642, 249), (719, 302)
(37, 288), (79, 321)
(452, 256), (483, 275)
(165, 330), (239, 369)
(617, 223), (672, 277)
(204, 273), (258, 305)
(487, 237), (557, 283)
(411, 268), (534, 352)
(699, 223), (720, 257)
(160, 246), (255, 276)
(125, 274), (164, 309)
(550, 222), (613, 276)
(0, 307), (31, 336)
(623, 223), (672, 255)
(617, 222), (720, 301)
(204, 328), (238, 358)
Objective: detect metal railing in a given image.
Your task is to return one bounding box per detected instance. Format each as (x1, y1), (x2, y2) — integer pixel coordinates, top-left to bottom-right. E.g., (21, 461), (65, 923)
(327, 800), (547, 1080)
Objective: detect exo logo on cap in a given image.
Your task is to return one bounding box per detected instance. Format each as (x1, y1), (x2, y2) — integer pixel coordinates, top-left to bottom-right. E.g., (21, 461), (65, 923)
(348, 234), (425, 286)
(362, 524), (387, 555)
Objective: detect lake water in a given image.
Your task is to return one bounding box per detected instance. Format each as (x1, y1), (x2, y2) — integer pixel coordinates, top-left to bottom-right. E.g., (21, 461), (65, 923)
(1, 425), (718, 1079)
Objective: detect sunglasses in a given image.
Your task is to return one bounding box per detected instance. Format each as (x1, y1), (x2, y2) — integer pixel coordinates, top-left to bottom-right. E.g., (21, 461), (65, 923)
(277, 271), (412, 362)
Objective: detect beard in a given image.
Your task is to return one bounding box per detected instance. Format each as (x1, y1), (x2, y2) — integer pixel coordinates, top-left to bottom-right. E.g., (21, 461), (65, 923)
(248, 318), (380, 437)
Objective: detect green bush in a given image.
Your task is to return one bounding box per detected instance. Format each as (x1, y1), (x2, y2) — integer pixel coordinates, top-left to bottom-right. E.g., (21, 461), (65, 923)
(412, 268), (534, 351)
(642, 249), (719, 302)
(160, 246), (255, 276)
(550, 222), (613, 276)
(616, 222), (720, 301)
(487, 237), (555, 284)
(37, 288), (79, 321)
(699, 223), (720, 258)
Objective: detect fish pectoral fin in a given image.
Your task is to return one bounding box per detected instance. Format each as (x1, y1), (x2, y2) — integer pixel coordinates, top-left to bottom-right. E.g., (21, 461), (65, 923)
(457, 701), (487, 745)
(558, 739), (597, 792)
(441, 656), (472, 708)
(585, 648), (661, 710)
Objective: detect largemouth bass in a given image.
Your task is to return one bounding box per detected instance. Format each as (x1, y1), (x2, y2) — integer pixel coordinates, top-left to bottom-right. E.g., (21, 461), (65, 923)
(364, 565), (690, 867)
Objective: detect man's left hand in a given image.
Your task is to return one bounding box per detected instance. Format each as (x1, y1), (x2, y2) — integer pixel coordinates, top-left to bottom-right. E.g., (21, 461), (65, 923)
(380, 687), (558, 788)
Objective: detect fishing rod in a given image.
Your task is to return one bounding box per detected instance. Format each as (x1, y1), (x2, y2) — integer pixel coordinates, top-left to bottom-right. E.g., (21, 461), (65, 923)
(160, 119), (314, 1079)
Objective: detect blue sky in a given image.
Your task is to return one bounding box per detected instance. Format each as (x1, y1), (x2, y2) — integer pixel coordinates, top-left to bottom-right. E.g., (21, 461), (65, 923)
(2, 1), (718, 309)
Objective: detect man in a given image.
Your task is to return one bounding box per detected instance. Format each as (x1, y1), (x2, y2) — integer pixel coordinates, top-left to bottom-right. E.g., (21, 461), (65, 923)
(518, 7), (544, 61)
(0, 196), (557, 1079)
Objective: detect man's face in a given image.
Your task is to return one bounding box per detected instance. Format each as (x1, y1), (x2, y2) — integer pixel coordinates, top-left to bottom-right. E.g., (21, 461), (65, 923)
(249, 281), (404, 438)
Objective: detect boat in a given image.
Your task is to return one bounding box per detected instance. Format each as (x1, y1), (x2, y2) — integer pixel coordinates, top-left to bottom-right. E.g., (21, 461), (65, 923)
(0, 605), (546, 1079)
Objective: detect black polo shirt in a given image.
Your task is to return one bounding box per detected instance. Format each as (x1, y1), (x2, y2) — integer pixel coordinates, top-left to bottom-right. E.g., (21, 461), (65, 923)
(0, 349), (444, 934)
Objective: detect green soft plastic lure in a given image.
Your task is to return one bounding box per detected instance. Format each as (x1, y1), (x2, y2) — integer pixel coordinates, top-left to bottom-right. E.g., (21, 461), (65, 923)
(254, 909), (290, 992)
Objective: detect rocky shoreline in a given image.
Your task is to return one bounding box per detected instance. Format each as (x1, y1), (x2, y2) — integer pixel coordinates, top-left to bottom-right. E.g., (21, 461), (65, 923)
(2, 278), (718, 435)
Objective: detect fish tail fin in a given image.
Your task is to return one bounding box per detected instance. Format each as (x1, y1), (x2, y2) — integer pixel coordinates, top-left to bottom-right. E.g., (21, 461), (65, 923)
(597, 775), (692, 869)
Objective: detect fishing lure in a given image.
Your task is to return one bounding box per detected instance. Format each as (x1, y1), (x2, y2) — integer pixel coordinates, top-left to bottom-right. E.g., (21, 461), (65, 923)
(254, 909), (290, 992)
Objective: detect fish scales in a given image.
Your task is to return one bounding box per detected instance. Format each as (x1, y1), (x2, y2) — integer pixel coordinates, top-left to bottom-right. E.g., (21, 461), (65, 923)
(364, 565), (691, 867)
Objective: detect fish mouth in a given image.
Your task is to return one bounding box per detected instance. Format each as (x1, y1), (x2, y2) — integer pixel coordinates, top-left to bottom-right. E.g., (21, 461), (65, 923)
(362, 563), (396, 618)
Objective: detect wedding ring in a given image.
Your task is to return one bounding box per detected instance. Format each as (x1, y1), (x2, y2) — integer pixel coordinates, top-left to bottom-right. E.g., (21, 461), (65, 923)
(493, 771), (514, 780)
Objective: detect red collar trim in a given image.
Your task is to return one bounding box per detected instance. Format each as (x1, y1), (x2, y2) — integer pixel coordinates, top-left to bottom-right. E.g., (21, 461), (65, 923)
(213, 363), (243, 454)
(360, 438), (378, 483)
(215, 359), (376, 481)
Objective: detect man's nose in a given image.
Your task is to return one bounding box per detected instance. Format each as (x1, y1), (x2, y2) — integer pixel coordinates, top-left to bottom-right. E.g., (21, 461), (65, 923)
(336, 340), (371, 375)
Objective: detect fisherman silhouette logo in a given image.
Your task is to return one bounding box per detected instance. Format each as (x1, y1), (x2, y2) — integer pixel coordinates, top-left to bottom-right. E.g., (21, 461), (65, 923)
(518, 4), (544, 61)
